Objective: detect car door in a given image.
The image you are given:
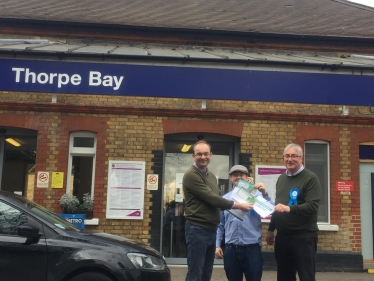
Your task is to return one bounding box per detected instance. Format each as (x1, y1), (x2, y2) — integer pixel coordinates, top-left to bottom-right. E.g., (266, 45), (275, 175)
(0, 200), (48, 281)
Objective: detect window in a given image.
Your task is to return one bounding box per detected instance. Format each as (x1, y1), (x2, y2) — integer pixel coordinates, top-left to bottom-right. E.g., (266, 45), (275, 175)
(66, 132), (96, 204)
(304, 141), (329, 223)
(0, 201), (28, 235)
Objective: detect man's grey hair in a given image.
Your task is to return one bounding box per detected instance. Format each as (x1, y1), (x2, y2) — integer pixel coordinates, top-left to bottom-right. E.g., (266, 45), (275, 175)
(284, 143), (303, 156)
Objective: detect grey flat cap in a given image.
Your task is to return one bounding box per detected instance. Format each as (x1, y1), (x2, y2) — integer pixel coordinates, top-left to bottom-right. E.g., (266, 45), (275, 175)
(229, 165), (248, 175)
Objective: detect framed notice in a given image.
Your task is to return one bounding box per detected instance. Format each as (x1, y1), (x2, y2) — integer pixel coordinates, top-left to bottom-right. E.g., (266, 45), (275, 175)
(106, 160), (145, 219)
(255, 165), (286, 201)
(255, 165), (286, 221)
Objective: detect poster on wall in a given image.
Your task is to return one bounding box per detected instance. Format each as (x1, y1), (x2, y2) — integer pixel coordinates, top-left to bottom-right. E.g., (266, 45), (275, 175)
(106, 160), (145, 219)
(255, 165), (286, 220)
(51, 172), (64, 188)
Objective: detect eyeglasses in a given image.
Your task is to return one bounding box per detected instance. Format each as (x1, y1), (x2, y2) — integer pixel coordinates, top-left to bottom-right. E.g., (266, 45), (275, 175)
(283, 154), (301, 159)
(194, 152), (211, 158)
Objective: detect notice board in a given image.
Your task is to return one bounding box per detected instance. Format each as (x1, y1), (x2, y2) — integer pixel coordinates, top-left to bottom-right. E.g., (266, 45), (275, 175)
(106, 160), (145, 219)
(255, 165), (286, 201)
(255, 165), (286, 220)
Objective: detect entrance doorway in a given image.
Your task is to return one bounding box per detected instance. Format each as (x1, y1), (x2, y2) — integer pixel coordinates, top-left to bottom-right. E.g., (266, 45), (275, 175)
(360, 163), (374, 261)
(0, 127), (37, 199)
(162, 133), (239, 264)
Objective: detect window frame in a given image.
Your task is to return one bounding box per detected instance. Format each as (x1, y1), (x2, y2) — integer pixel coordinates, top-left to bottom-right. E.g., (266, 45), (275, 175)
(304, 140), (330, 224)
(66, 132), (97, 200)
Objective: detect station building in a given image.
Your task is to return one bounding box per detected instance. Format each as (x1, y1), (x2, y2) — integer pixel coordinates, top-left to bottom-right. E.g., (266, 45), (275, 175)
(1, 0), (374, 270)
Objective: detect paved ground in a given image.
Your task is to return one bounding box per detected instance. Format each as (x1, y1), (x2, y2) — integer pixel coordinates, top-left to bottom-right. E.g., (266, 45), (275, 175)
(169, 265), (374, 281)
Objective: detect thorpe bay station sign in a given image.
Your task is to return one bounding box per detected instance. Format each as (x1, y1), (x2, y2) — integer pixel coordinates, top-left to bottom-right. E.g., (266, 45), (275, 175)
(1, 58), (374, 106)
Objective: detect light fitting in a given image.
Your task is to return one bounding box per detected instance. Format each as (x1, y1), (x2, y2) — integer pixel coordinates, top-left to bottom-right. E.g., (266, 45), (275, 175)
(6, 138), (21, 147)
(181, 144), (191, 152)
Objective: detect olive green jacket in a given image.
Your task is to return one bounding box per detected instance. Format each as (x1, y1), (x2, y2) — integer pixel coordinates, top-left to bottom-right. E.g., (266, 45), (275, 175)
(183, 165), (233, 230)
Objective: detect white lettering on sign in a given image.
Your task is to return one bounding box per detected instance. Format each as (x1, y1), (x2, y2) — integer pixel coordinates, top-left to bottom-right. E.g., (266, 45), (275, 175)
(12, 68), (82, 88)
(11, 68), (124, 90)
(89, 71), (124, 90)
(68, 218), (83, 223)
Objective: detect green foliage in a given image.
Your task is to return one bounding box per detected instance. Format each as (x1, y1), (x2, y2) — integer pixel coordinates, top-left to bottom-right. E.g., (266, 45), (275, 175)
(81, 192), (94, 211)
(59, 192), (94, 212)
(59, 194), (79, 213)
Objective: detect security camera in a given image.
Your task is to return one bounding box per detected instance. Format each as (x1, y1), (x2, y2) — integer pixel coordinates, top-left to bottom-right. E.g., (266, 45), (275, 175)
(197, 135), (204, 140)
(0, 129), (6, 134)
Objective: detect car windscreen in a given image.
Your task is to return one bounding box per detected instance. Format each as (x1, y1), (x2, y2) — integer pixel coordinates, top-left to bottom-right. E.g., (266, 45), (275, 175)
(29, 204), (82, 231)
(3, 193), (81, 231)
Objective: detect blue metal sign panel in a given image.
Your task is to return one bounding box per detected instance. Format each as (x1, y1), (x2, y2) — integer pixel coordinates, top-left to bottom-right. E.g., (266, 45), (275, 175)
(59, 214), (85, 230)
(0, 58), (373, 106)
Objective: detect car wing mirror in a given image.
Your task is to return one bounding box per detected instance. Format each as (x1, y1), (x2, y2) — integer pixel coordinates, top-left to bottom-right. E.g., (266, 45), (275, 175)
(17, 223), (42, 244)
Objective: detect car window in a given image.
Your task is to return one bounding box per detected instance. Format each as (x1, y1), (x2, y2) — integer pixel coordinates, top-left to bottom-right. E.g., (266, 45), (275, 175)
(0, 201), (28, 235)
(0, 194), (81, 232)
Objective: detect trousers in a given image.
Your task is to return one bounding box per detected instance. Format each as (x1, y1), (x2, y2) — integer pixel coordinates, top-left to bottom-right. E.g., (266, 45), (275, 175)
(274, 236), (318, 281)
(224, 243), (262, 281)
(184, 221), (216, 281)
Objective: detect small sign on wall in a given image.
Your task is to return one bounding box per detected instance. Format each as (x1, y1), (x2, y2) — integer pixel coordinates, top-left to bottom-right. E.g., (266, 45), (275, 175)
(336, 180), (354, 192)
(37, 171), (49, 188)
(52, 172), (64, 188)
(147, 174), (158, 190)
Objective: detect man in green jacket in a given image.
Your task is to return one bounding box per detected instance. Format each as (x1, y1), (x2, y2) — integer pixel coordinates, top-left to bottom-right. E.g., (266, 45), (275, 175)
(183, 140), (253, 281)
(266, 143), (322, 281)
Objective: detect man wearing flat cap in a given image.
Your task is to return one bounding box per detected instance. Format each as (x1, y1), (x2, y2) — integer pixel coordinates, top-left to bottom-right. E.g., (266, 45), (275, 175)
(215, 165), (272, 281)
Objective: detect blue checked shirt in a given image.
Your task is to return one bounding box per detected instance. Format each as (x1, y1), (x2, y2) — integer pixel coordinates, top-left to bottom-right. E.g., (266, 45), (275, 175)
(216, 189), (273, 247)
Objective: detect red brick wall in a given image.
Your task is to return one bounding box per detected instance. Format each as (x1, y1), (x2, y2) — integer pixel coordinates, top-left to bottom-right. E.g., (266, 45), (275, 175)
(1, 100), (372, 251)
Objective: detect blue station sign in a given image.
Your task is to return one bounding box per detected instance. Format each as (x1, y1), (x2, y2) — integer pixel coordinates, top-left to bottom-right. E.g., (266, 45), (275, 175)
(0, 58), (373, 106)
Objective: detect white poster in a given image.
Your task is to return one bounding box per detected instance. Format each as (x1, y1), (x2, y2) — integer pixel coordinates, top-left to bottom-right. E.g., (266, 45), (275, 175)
(255, 165), (286, 221)
(255, 165), (286, 202)
(106, 160), (145, 219)
(176, 173), (184, 189)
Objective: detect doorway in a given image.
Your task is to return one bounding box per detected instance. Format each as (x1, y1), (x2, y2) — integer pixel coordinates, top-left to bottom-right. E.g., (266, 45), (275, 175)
(0, 127), (37, 199)
(162, 133), (239, 264)
(359, 163), (374, 261)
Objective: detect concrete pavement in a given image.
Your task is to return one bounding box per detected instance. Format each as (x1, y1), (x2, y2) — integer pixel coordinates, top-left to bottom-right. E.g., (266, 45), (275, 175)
(169, 265), (374, 281)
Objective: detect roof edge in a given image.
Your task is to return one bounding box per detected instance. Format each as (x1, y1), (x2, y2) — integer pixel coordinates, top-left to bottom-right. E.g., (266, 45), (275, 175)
(1, 18), (374, 47)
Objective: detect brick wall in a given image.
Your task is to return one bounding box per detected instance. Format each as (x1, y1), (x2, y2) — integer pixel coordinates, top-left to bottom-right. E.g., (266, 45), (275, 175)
(0, 94), (373, 252)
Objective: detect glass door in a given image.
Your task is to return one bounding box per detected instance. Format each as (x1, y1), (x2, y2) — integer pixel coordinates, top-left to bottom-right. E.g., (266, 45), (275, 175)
(162, 133), (238, 264)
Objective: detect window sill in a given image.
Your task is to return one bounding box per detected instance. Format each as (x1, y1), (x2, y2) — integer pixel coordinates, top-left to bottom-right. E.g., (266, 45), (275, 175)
(84, 218), (99, 225)
(318, 224), (339, 231)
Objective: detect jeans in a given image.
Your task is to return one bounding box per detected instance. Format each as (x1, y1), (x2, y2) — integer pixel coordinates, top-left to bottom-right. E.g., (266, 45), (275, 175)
(224, 243), (263, 281)
(274, 236), (317, 281)
(184, 221), (216, 281)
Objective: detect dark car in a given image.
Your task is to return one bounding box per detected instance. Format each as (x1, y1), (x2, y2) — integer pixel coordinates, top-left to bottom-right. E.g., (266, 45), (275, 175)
(0, 191), (171, 281)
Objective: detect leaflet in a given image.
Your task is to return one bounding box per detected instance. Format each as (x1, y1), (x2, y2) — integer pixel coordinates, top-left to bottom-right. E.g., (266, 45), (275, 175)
(228, 179), (274, 220)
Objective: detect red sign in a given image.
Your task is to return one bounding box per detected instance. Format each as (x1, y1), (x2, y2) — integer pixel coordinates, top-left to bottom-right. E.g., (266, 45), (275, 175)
(336, 181), (354, 192)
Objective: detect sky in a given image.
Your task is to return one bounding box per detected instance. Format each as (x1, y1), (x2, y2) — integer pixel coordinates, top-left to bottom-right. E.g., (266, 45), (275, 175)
(348, 0), (374, 7)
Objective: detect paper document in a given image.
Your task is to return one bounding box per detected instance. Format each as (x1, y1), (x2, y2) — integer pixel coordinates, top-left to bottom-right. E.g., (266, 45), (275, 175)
(228, 179), (274, 220)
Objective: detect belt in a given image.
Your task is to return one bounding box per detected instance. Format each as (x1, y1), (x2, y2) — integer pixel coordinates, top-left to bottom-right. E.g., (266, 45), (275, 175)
(226, 243), (257, 248)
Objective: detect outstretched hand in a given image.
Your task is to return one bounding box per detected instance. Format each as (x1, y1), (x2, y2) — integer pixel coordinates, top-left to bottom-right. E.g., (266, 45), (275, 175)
(274, 203), (290, 213)
(233, 202), (254, 212)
